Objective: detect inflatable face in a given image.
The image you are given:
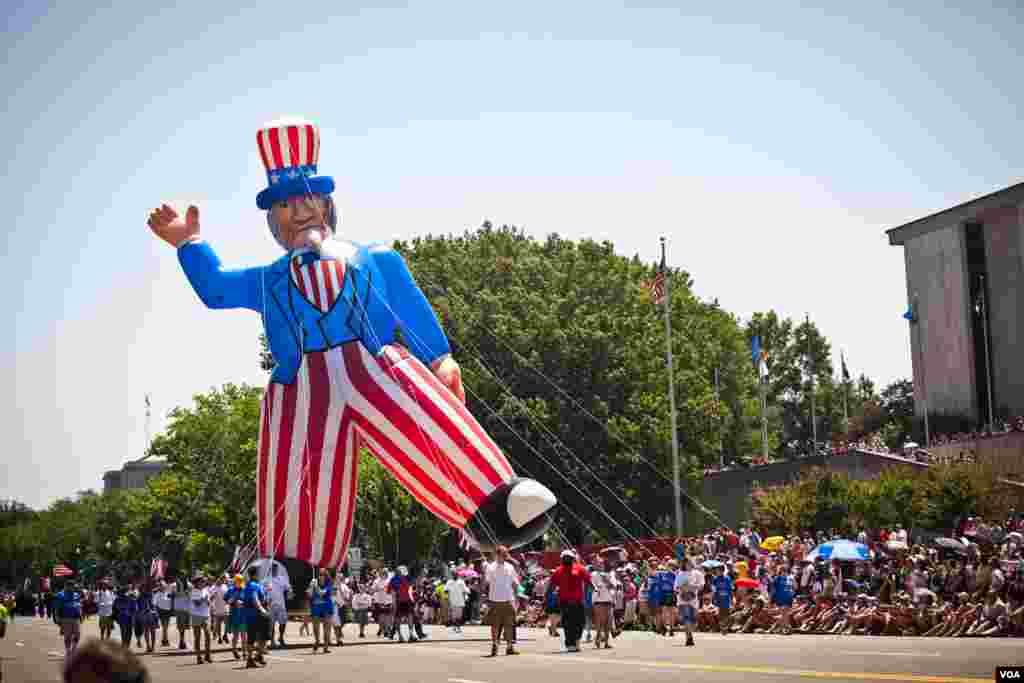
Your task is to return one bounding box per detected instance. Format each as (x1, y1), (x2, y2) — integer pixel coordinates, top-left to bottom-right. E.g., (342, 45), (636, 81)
(266, 193), (338, 251)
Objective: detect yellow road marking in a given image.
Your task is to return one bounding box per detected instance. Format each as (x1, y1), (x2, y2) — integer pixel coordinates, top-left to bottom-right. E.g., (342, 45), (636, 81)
(428, 646), (989, 683)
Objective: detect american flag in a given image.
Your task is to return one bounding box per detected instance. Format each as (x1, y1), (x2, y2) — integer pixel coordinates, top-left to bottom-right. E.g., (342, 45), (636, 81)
(643, 256), (667, 306)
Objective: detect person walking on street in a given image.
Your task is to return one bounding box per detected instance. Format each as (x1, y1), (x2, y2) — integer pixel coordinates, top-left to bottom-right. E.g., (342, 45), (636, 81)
(244, 566), (272, 668)
(154, 580), (173, 647)
(388, 566), (417, 642)
(210, 575), (229, 645)
(591, 558), (619, 649)
(333, 577), (352, 646)
(352, 584), (372, 639)
(113, 586), (137, 650)
(264, 564), (292, 649)
(674, 557), (704, 647)
(445, 574), (468, 633)
(484, 545), (520, 657)
(190, 575), (213, 664)
(225, 575), (247, 660)
(96, 581), (115, 641)
(308, 567), (335, 653)
(712, 565), (734, 635)
(547, 550), (592, 653)
(171, 579), (191, 651)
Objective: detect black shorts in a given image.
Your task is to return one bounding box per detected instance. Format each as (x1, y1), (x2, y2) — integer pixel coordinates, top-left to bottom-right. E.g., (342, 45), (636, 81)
(248, 613), (271, 642)
(395, 602), (414, 618)
(661, 595), (676, 608)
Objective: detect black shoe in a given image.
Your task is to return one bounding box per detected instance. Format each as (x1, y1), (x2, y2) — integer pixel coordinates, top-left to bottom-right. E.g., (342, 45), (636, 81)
(686, 637), (695, 647)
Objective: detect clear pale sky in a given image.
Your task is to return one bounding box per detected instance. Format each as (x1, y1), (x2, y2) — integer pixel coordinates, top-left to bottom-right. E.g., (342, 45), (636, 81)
(2, 1), (1021, 509)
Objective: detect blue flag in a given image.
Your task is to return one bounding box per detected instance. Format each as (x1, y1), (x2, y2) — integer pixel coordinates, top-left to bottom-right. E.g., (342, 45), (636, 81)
(903, 304), (915, 322)
(751, 335), (761, 366)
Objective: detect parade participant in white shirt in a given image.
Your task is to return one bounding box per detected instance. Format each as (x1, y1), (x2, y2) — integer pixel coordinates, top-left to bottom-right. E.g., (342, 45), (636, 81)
(189, 575), (212, 665)
(154, 580), (173, 647)
(263, 564), (292, 649)
(373, 571), (394, 638)
(170, 578), (191, 651)
(484, 545), (520, 657)
(96, 581), (115, 641)
(675, 558), (704, 647)
(445, 575), (468, 632)
(333, 578), (353, 645)
(210, 575), (229, 645)
(591, 559), (619, 649)
(351, 585), (372, 639)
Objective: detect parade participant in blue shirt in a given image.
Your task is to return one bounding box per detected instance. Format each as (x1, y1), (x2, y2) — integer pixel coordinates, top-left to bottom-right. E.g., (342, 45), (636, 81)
(243, 567), (270, 668)
(770, 566), (796, 635)
(308, 567), (336, 653)
(54, 582), (84, 657)
(225, 575), (247, 661)
(646, 571), (662, 633)
(112, 587), (137, 649)
(657, 564), (678, 637)
(711, 566), (734, 635)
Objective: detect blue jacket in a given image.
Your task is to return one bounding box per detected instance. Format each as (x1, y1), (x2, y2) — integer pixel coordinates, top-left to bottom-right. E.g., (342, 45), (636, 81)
(178, 240), (451, 385)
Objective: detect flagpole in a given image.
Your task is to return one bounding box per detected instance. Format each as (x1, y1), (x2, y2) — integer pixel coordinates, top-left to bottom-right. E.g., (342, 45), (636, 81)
(806, 314), (816, 454)
(660, 237), (683, 538)
(843, 377), (849, 440)
(979, 274), (994, 432)
(761, 373), (769, 462)
(715, 366), (724, 470)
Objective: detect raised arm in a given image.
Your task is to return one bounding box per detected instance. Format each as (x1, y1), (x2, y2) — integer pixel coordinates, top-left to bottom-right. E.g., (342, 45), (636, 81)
(148, 203), (264, 312)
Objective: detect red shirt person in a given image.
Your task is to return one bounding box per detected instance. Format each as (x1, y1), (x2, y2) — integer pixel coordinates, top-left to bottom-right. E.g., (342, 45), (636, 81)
(547, 550), (592, 651)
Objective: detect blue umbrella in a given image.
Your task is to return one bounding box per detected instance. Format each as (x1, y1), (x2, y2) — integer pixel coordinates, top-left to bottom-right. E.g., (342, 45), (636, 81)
(701, 560), (724, 569)
(805, 540), (870, 562)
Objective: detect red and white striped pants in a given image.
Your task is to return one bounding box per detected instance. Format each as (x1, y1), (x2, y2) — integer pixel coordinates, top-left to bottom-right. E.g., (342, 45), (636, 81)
(257, 342), (515, 568)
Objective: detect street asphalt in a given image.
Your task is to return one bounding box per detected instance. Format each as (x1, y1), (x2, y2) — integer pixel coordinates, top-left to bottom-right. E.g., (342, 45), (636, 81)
(1, 617), (1020, 683)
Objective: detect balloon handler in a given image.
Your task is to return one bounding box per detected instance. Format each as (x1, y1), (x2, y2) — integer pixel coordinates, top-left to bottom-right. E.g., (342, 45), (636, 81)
(148, 120), (555, 566)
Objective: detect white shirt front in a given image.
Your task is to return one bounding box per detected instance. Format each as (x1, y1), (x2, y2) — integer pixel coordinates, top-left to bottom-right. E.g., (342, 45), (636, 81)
(335, 583), (352, 608)
(445, 579), (467, 607)
(172, 588), (192, 612)
(190, 588), (211, 618)
(592, 571), (619, 603)
(373, 578), (393, 605)
(97, 590), (115, 617)
(484, 561), (519, 603)
(154, 587), (172, 611)
(210, 585), (228, 616)
(263, 576), (289, 608)
(675, 569), (704, 608)
(352, 593), (372, 610)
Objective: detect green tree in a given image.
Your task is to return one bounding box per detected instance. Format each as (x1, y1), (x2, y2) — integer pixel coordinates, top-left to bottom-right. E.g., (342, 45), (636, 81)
(397, 224), (759, 539)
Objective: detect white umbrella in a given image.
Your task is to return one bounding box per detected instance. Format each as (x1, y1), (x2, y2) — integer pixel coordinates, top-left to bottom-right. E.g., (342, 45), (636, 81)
(245, 557), (290, 586)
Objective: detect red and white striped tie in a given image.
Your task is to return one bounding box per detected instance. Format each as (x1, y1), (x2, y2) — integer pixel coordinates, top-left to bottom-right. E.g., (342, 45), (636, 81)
(290, 255), (346, 312)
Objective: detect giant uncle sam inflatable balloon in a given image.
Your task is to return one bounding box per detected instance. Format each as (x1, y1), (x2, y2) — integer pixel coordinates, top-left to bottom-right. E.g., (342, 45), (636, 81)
(147, 119), (555, 567)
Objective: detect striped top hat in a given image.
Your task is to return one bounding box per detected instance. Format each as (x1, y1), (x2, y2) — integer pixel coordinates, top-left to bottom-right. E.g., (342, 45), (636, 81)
(255, 118), (335, 210)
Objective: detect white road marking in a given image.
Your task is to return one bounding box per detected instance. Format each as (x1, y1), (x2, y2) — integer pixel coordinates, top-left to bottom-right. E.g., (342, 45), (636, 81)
(449, 679), (492, 683)
(839, 652), (941, 657)
(47, 651), (64, 658)
(263, 654), (305, 662)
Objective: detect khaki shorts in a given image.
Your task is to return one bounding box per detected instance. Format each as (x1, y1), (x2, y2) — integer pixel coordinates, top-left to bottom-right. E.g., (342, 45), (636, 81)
(486, 601), (515, 632)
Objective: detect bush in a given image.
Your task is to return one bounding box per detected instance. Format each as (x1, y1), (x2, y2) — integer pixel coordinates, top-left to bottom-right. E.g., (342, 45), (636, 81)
(751, 462), (1023, 536)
